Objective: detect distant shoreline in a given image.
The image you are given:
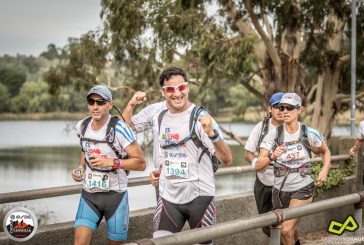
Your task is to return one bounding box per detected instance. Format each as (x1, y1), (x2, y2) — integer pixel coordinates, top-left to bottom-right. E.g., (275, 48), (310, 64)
(1, 109), (363, 126)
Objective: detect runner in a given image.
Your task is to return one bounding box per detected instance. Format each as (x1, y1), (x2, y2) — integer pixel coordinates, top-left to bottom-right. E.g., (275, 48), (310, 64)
(149, 67), (233, 243)
(245, 92), (283, 236)
(71, 85), (146, 245)
(122, 91), (167, 201)
(256, 93), (331, 245)
(349, 120), (364, 156)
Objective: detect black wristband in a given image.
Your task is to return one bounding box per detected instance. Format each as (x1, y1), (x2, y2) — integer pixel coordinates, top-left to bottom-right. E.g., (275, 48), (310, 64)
(208, 129), (220, 142)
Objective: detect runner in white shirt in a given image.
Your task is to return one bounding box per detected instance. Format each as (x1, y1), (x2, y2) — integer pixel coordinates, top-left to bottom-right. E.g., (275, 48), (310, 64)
(244, 92), (283, 236)
(256, 93), (331, 245)
(349, 120), (364, 156)
(71, 85), (146, 245)
(148, 67), (232, 243)
(122, 94), (167, 201)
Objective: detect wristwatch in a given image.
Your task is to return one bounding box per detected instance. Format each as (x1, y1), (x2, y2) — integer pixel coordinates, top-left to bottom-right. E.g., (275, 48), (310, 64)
(209, 129), (220, 143)
(112, 158), (123, 169)
(268, 152), (274, 161)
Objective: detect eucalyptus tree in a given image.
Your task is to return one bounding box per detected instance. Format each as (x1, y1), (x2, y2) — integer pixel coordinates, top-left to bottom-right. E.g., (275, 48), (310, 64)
(99, 0), (364, 138)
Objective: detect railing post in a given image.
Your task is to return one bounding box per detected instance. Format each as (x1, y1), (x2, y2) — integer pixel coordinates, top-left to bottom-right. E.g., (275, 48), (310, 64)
(354, 192), (364, 235)
(269, 224), (281, 245)
(270, 209), (283, 245)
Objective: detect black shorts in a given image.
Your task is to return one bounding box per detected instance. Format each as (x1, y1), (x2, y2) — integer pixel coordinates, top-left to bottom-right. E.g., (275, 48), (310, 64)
(272, 182), (314, 209)
(153, 196), (216, 235)
(254, 177), (273, 214)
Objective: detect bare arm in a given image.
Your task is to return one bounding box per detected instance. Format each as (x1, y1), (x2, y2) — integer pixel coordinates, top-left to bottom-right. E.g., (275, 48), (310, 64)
(198, 115), (233, 166)
(313, 140), (331, 185)
(121, 91), (147, 131)
(256, 144), (285, 171)
(245, 151), (255, 163)
(256, 148), (271, 171)
(71, 152), (86, 182)
(349, 138), (363, 156)
(212, 139), (233, 166)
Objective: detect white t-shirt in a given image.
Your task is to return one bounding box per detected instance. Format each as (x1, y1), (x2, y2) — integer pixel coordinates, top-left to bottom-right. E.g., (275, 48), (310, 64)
(131, 101), (167, 168)
(245, 118), (276, 186)
(77, 115), (136, 193)
(357, 121), (364, 140)
(156, 104), (224, 204)
(260, 123), (324, 192)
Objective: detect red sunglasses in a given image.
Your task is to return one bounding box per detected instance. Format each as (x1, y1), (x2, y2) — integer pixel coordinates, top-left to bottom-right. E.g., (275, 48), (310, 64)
(162, 83), (188, 94)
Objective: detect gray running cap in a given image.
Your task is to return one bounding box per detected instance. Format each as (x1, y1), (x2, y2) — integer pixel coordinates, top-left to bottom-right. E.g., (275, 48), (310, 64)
(279, 93), (302, 107)
(86, 85), (112, 100)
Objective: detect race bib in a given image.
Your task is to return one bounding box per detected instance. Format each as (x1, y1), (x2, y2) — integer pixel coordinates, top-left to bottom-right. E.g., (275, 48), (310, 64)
(164, 160), (188, 179)
(86, 172), (110, 192)
(280, 144), (305, 167)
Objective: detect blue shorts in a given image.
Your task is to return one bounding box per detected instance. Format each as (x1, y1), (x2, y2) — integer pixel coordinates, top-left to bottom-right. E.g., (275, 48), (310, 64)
(74, 190), (129, 241)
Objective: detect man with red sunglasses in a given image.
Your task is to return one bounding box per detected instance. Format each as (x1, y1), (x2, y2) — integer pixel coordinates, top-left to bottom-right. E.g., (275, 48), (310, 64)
(124, 67), (232, 242)
(71, 85), (146, 245)
(256, 93), (331, 245)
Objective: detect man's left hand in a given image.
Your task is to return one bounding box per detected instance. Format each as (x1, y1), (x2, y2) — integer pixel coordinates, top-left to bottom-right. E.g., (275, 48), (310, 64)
(198, 115), (215, 137)
(89, 154), (113, 168)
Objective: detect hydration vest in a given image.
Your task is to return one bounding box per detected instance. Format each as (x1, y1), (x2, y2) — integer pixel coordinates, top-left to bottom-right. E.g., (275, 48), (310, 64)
(157, 106), (221, 172)
(78, 116), (128, 174)
(272, 124), (312, 190)
(256, 113), (271, 152)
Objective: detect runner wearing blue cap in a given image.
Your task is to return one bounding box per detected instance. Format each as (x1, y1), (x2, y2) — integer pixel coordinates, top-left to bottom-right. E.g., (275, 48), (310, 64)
(245, 92), (284, 236)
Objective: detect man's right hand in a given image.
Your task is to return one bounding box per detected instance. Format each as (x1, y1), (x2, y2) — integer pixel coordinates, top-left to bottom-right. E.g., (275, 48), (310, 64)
(149, 169), (160, 187)
(71, 167), (84, 182)
(128, 91), (147, 107)
(349, 146), (357, 156)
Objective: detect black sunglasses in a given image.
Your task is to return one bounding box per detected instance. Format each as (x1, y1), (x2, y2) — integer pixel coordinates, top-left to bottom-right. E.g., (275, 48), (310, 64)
(87, 98), (109, 106)
(272, 104), (280, 109)
(278, 105), (299, 111)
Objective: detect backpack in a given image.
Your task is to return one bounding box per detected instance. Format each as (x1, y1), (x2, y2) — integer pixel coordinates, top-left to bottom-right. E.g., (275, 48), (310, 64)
(78, 116), (128, 174)
(157, 106), (221, 172)
(274, 124), (312, 158)
(272, 124), (312, 191)
(256, 113), (271, 152)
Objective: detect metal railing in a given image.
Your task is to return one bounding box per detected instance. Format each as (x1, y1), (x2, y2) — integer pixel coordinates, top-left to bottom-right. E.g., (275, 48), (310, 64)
(0, 154), (351, 204)
(129, 191), (364, 245)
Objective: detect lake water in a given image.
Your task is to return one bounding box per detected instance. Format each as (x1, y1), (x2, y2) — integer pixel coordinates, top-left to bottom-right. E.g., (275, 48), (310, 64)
(0, 120), (351, 225)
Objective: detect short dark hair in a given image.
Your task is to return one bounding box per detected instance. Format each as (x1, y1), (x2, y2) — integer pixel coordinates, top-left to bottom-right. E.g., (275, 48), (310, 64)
(159, 67), (188, 87)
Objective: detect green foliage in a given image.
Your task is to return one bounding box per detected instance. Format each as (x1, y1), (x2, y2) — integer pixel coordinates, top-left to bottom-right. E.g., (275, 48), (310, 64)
(10, 81), (54, 113)
(0, 67), (27, 97)
(311, 158), (355, 196)
(43, 33), (108, 95)
(0, 83), (10, 112)
(227, 84), (260, 120)
(40, 44), (64, 60)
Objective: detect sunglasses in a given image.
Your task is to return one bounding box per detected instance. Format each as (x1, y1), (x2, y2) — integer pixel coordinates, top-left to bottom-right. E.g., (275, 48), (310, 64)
(162, 83), (188, 94)
(86, 98), (109, 106)
(278, 105), (299, 111)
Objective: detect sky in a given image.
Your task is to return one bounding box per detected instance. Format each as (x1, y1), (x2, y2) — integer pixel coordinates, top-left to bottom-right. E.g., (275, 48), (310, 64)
(0, 0), (103, 56)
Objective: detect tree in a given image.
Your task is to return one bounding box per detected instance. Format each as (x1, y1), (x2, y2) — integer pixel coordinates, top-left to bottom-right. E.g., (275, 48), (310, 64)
(0, 83), (10, 112)
(0, 67), (27, 97)
(10, 81), (54, 113)
(98, 0), (364, 138)
(40, 44), (64, 60)
(43, 33), (109, 95)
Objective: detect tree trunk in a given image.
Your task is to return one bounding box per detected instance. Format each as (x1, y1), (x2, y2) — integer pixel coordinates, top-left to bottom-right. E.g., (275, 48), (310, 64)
(310, 14), (345, 138)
